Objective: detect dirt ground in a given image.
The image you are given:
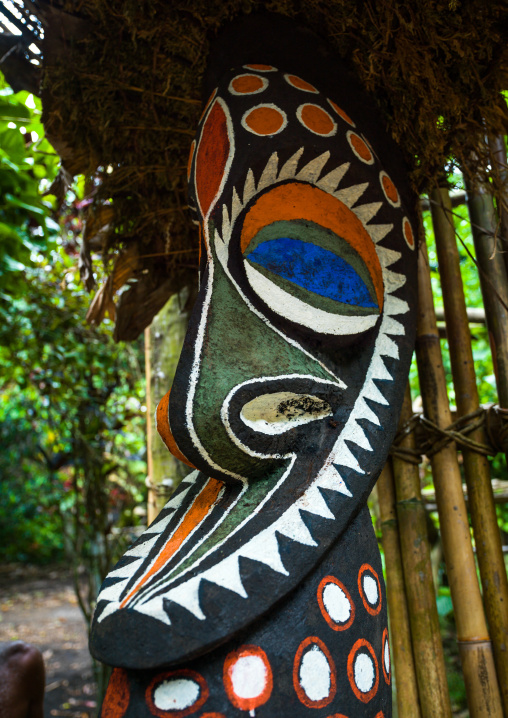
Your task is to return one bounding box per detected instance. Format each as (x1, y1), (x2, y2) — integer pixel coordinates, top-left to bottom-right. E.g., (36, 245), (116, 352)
(0, 564), (97, 718)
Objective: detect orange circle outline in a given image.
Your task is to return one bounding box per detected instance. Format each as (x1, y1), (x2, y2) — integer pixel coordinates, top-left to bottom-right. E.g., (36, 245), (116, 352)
(284, 74), (318, 93)
(241, 103), (287, 136)
(102, 667), (130, 718)
(403, 217), (415, 249)
(379, 170), (400, 207)
(200, 714), (225, 718)
(347, 131), (374, 165)
(293, 636), (337, 709)
(229, 74), (267, 96)
(223, 644), (273, 712)
(243, 63), (277, 72)
(347, 638), (379, 703)
(327, 98), (355, 127)
(317, 575), (355, 631)
(382, 627), (391, 685)
(145, 669), (209, 718)
(297, 103), (337, 137)
(358, 563), (382, 616)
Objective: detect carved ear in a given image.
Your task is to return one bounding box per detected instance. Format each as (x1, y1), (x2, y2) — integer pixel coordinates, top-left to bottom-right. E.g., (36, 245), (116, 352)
(193, 97), (234, 220)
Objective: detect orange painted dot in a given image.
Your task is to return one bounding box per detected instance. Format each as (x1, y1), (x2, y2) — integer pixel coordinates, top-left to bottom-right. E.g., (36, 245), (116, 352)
(347, 638), (379, 703)
(146, 669), (209, 718)
(297, 104), (336, 136)
(201, 714), (226, 718)
(244, 63), (276, 72)
(380, 171), (399, 205)
(327, 98), (355, 126)
(242, 105), (286, 136)
(285, 74), (318, 92)
(230, 74), (267, 95)
(382, 627), (391, 685)
(358, 563), (382, 616)
(347, 132), (374, 164)
(102, 668), (130, 718)
(223, 645), (273, 712)
(403, 217), (415, 249)
(187, 140), (196, 182)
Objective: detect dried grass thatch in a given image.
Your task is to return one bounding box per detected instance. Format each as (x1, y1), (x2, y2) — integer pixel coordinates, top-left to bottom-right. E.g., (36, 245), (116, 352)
(31, 0), (508, 338)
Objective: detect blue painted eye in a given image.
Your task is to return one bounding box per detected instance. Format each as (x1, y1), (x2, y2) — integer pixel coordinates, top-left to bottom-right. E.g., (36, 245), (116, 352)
(245, 237), (377, 309)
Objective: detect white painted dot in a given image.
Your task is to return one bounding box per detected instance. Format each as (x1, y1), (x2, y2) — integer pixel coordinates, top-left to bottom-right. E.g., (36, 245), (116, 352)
(354, 653), (375, 693)
(153, 678), (200, 711)
(363, 575), (379, 605)
(230, 655), (267, 700)
(384, 639), (390, 674)
(323, 583), (351, 624)
(299, 645), (331, 702)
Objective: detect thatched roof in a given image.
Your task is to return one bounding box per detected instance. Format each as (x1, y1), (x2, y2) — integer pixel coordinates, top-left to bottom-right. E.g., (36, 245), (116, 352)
(2, 0), (507, 340)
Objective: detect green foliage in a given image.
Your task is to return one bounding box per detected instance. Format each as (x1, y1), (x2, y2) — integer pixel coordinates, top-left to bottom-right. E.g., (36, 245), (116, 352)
(0, 74), (60, 297)
(0, 71), (147, 566)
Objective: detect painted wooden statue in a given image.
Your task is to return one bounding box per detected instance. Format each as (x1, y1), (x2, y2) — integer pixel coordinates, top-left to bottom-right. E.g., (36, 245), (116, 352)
(91, 15), (418, 718)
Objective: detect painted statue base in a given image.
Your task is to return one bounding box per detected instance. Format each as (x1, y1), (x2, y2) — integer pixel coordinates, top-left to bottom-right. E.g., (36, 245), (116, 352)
(101, 505), (390, 717)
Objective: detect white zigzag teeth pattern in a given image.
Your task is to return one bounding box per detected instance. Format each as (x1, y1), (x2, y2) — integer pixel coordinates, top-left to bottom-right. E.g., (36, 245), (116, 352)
(106, 561), (142, 580)
(243, 168), (256, 205)
(98, 578), (130, 603)
(385, 295), (410, 315)
(231, 188), (242, 225)
(368, 223), (393, 244)
(166, 576), (205, 620)
(370, 355), (393, 382)
(330, 437), (365, 473)
(347, 421), (373, 451)
(202, 554), (248, 598)
(355, 397), (381, 426)
(278, 147), (304, 180)
(275, 504), (318, 546)
(384, 316), (405, 336)
(125, 534), (160, 558)
(146, 511), (175, 535)
(257, 152), (279, 190)
(315, 162), (350, 193)
(377, 246), (402, 268)
(238, 530), (289, 575)
(378, 333), (399, 359)
(297, 484), (335, 520)
(296, 151), (330, 183)
(353, 201), (383, 224)
(135, 596), (172, 625)
(314, 463), (353, 497)
(363, 380), (389, 406)
(384, 269), (407, 293)
(333, 182), (369, 207)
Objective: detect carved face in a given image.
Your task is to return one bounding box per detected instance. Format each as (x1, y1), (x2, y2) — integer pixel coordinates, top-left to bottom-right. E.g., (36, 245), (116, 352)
(91, 63), (417, 669)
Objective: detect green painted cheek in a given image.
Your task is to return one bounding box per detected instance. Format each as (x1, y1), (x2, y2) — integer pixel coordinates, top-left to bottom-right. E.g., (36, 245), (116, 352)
(192, 249), (335, 478)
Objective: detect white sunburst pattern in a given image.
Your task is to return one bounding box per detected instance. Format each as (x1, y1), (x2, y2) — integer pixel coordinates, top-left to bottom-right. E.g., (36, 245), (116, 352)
(96, 147), (410, 625)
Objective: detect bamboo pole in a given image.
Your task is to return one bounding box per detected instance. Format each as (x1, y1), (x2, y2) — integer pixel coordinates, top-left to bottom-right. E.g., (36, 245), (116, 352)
(391, 384), (451, 718)
(416, 237), (503, 717)
(377, 461), (422, 718)
(465, 178), (508, 409)
(146, 290), (191, 524)
(489, 136), (508, 281)
(430, 185), (508, 713)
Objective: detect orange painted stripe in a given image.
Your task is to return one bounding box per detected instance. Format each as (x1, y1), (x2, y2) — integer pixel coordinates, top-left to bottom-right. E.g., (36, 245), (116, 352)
(120, 478), (224, 607)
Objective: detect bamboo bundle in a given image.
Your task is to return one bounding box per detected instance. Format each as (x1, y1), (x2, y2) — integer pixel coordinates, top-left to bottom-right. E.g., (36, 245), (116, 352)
(430, 186), (508, 713)
(390, 385), (451, 718)
(377, 462), (422, 718)
(415, 237), (503, 717)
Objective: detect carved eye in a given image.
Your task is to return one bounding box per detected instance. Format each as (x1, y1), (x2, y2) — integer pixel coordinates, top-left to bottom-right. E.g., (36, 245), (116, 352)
(239, 182), (383, 336)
